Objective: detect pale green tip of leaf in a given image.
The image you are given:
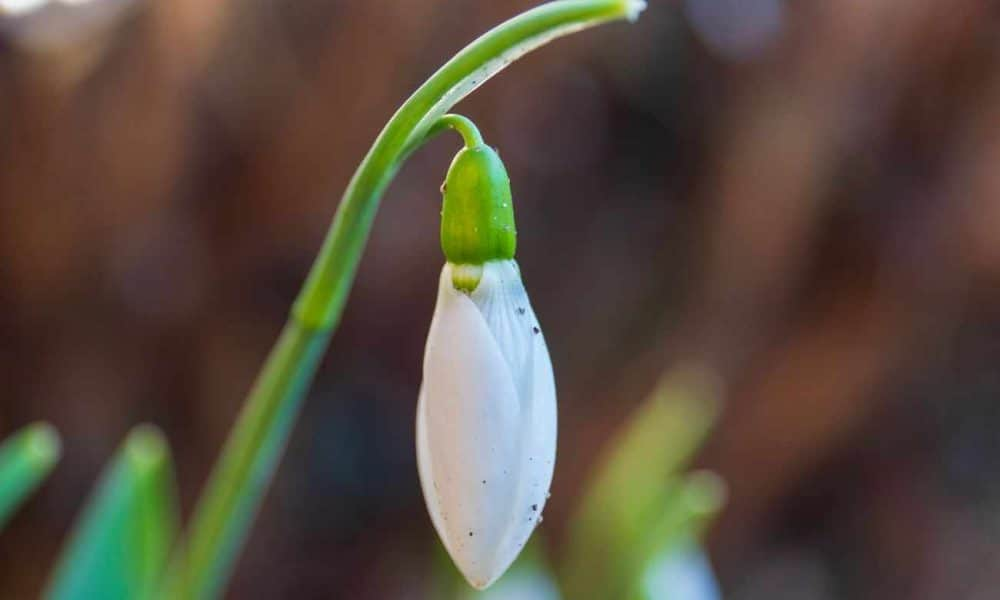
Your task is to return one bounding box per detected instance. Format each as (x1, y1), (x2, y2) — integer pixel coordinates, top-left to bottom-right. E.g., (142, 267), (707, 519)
(23, 422), (62, 472)
(124, 425), (168, 474)
(0, 422), (61, 530)
(679, 471), (727, 519)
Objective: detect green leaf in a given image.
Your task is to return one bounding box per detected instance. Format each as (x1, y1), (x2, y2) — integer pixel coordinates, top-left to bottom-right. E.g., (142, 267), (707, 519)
(0, 422), (60, 530)
(45, 425), (179, 600)
(560, 365), (724, 600)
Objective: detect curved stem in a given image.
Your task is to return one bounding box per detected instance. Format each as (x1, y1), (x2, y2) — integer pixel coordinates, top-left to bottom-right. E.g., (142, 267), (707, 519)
(432, 114), (485, 148)
(165, 2), (644, 598)
(292, 0), (645, 331)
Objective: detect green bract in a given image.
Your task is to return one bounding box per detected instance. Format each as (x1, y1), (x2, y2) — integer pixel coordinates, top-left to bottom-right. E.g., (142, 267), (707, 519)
(441, 144), (516, 270)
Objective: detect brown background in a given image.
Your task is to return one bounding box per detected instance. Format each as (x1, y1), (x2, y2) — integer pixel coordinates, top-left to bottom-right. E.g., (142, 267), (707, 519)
(1, 0), (999, 598)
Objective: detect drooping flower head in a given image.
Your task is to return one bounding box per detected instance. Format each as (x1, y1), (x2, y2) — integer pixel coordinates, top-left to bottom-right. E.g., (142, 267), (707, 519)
(417, 120), (557, 589)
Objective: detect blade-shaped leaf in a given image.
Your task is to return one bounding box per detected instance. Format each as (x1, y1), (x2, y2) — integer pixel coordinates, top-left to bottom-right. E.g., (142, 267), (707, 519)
(45, 425), (179, 600)
(0, 422), (60, 530)
(560, 364), (724, 600)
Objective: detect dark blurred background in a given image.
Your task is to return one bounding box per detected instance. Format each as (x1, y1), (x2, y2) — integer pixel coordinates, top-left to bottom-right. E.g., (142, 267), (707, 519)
(2, 0), (1000, 598)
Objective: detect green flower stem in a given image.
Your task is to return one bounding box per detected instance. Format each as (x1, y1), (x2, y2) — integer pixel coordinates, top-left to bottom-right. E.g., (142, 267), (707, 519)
(0, 422), (60, 530)
(162, 323), (328, 599)
(430, 114), (484, 148)
(166, 2), (644, 598)
(292, 0), (644, 331)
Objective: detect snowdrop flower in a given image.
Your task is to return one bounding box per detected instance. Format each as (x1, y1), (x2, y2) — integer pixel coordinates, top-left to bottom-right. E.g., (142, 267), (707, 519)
(417, 127), (557, 590)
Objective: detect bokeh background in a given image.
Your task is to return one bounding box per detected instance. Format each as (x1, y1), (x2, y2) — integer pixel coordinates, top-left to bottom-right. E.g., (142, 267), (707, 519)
(2, 0), (1000, 598)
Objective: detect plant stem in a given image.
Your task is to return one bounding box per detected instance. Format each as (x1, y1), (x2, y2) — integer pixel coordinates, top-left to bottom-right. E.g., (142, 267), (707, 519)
(432, 114), (484, 148)
(166, 2), (644, 598)
(161, 323), (328, 599)
(292, 0), (645, 331)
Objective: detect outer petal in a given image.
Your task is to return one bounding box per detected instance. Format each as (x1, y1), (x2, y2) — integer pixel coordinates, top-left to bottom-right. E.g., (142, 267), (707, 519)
(418, 262), (557, 590)
(417, 265), (522, 589)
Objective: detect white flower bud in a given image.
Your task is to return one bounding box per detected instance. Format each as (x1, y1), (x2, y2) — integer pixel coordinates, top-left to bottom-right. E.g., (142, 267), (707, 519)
(417, 259), (557, 589)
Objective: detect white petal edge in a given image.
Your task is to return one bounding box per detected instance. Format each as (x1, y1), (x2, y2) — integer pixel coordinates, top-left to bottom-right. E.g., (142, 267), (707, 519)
(469, 261), (557, 580)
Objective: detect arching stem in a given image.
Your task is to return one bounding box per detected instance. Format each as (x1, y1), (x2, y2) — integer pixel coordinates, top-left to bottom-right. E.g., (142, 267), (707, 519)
(431, 114), (485, 148)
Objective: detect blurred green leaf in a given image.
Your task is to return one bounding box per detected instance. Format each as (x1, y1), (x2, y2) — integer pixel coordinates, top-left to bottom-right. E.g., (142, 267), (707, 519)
(560, 364), (724, 600)
(45, 425), (179, 600)
(0, 422), (60, 530)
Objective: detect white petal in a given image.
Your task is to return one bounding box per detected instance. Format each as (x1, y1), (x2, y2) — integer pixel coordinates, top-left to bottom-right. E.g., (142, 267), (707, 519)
(418, 267), (521, 588)
(417, 261), (557, 590)
(469, 261), (557, 575)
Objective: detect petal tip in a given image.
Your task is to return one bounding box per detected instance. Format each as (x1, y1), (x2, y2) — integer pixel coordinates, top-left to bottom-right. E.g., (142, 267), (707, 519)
(455, 559), (505, 591)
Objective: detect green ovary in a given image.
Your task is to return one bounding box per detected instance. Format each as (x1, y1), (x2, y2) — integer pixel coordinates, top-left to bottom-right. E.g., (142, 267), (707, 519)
(440, 144), (517, 272)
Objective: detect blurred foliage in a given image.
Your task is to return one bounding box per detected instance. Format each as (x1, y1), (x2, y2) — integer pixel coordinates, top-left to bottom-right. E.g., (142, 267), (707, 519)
(0, 423), (60, 530)
(561, 365), (724, 600)
(45, 426), (177, 600)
